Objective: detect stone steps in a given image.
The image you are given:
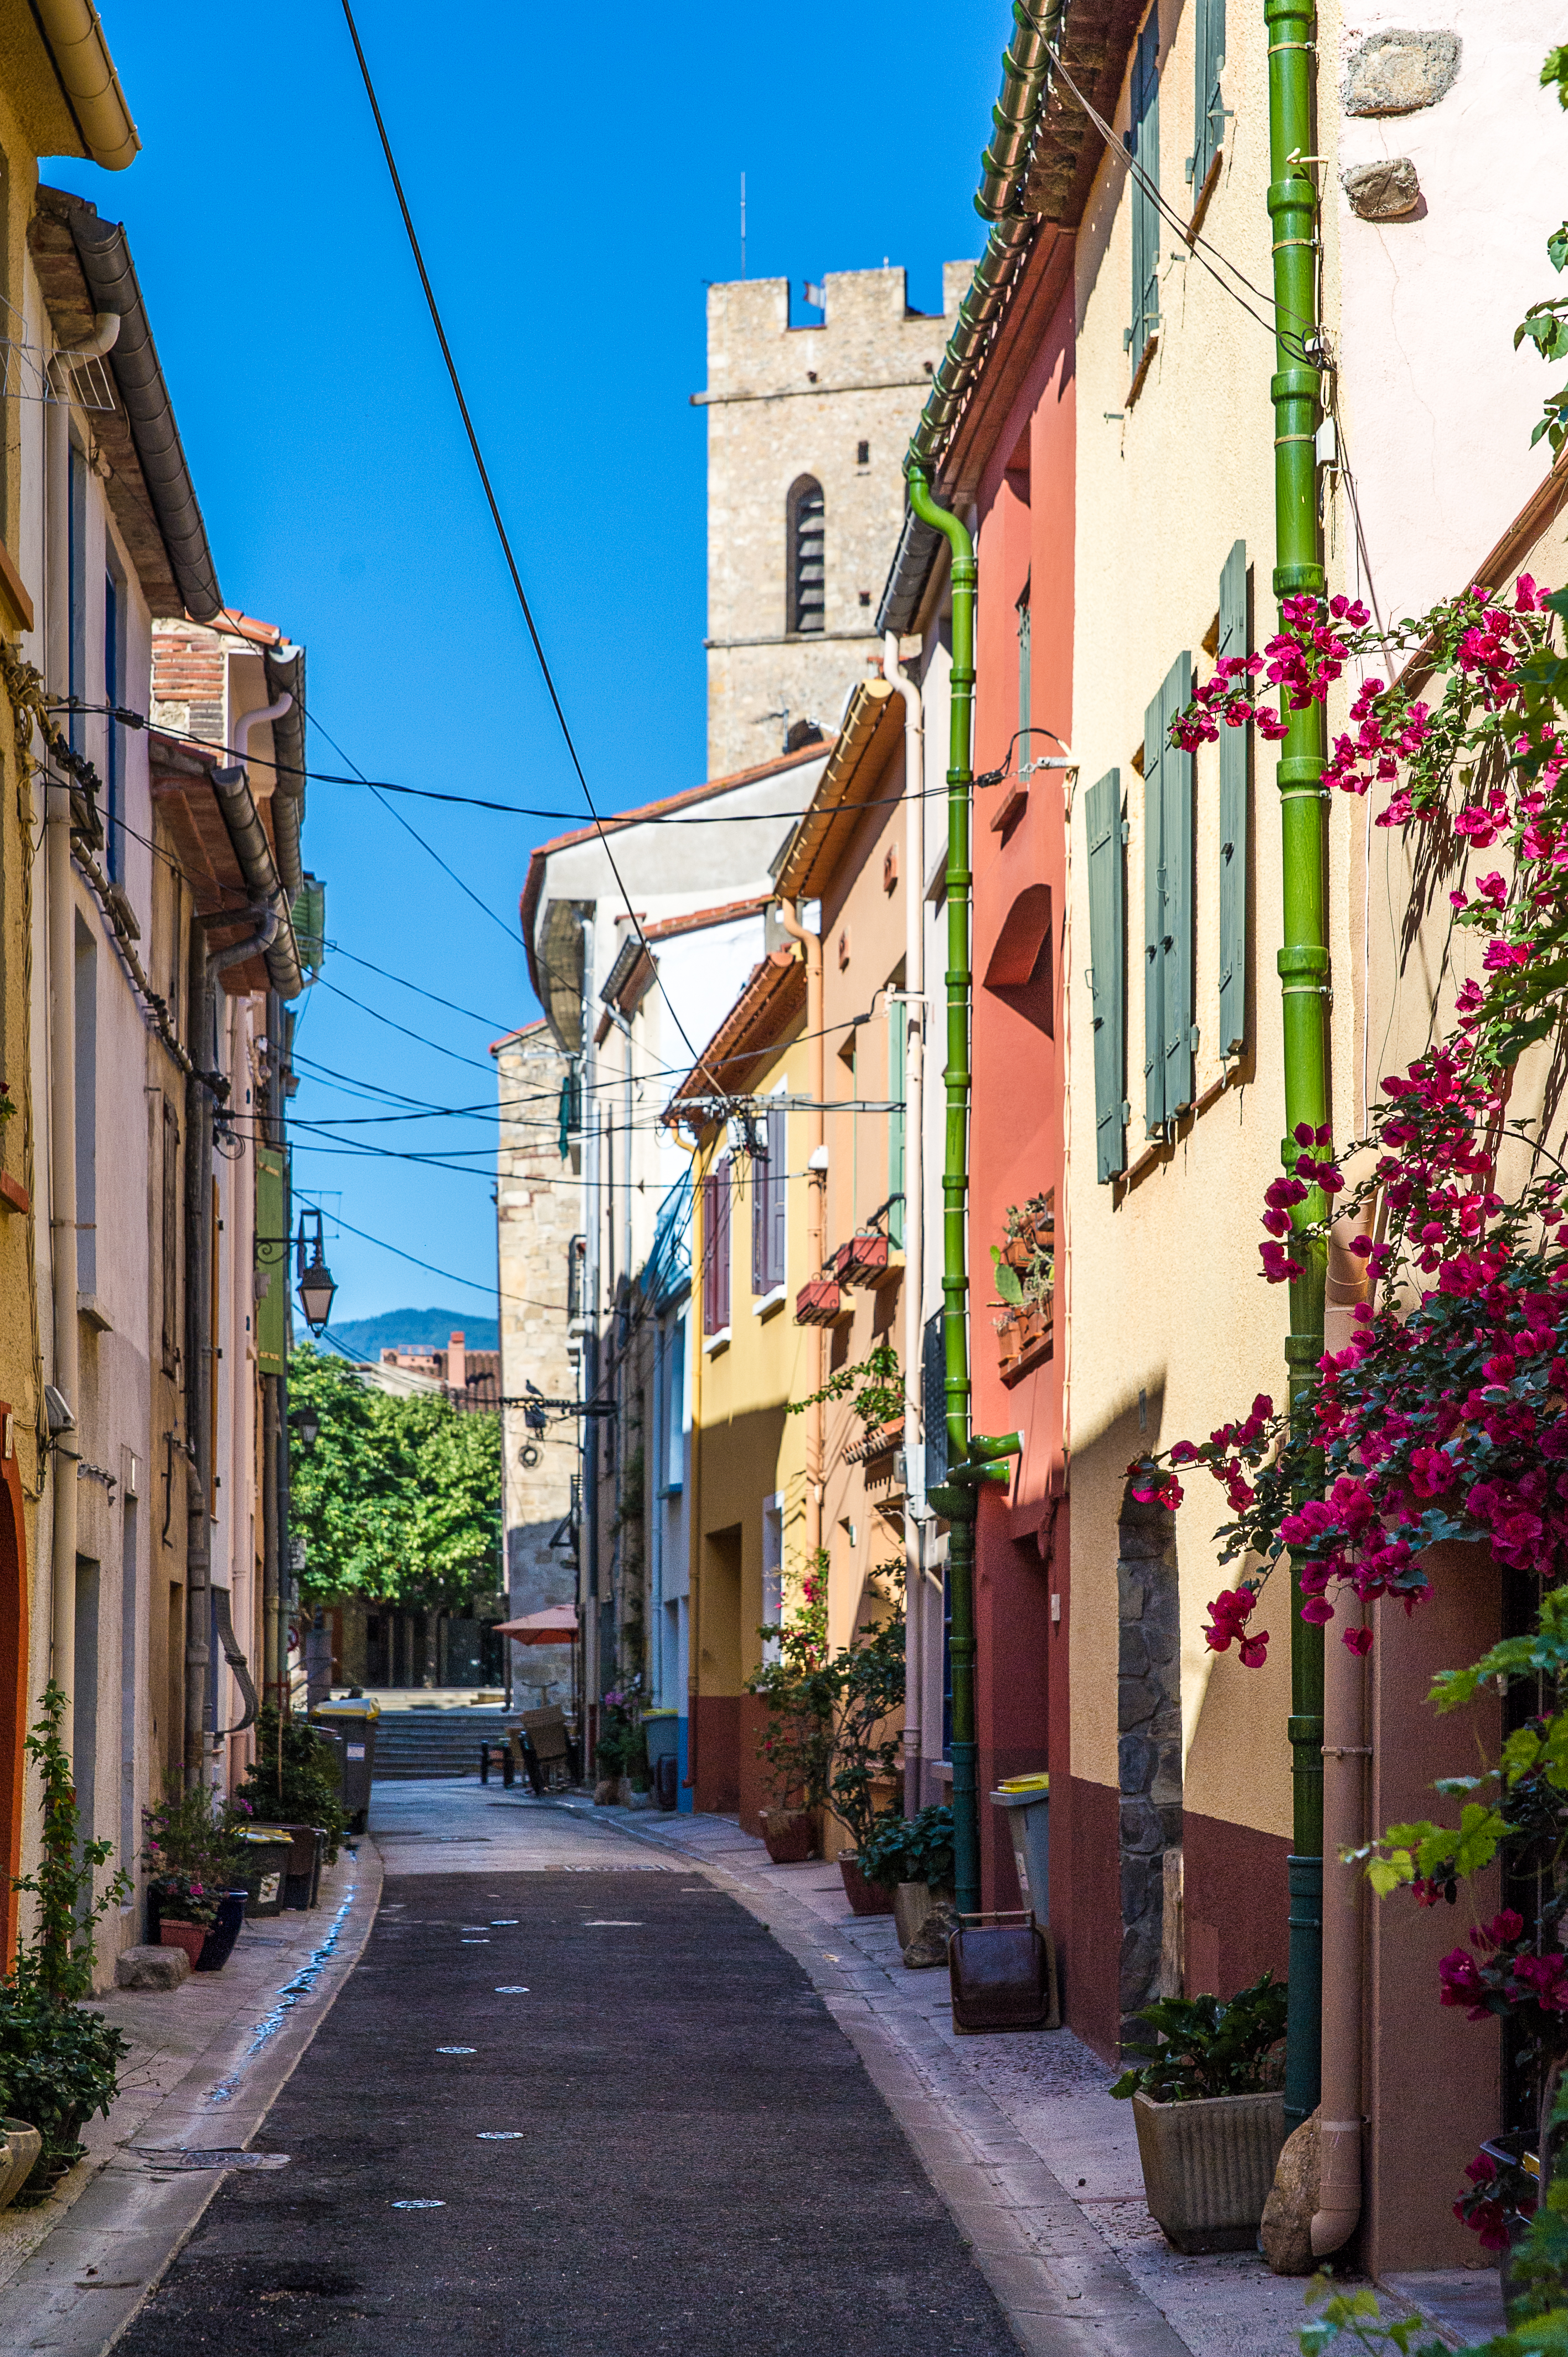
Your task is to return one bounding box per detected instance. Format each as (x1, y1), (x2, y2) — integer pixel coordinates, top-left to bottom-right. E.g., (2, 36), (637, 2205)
(370, 1708), (512, 1779)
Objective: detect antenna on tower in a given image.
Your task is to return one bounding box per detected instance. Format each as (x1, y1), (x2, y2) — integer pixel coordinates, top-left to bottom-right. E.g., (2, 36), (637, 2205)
(740, 171), (746, 280)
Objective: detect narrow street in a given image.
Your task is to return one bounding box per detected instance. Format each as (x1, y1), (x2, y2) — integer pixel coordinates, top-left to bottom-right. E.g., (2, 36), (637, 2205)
(115, 1788), (1021, 2355)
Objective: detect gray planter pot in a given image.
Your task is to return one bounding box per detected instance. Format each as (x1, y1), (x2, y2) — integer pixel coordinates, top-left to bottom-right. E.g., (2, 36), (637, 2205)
(1132, 2088), (1287, 2252)
(0, 2118), (42, 2211)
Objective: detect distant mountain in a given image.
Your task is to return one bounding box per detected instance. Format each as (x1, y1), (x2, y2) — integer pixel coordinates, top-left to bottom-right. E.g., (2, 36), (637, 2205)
(317, 1306), (500, 1359)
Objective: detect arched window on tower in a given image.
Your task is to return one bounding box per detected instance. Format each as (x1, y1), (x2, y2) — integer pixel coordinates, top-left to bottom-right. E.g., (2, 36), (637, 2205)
(787, 476), (826, 635)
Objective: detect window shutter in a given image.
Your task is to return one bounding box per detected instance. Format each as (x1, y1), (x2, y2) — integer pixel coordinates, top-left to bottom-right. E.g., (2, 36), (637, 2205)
(1160, 651), (1195, 1116)
(1192, 0), (1225, 197)
(768, 1104), (787, 1286)
(1085, 769), (1126, 1182)
(702, 1172), (718, 1334)
(1218, 538), (1249, 1056)
(714, 1154), (731, 1329)
(1143, 692), (1166, 1134)
(887, 1001), (906, 1246)
(1129, 11), (1161, 362)
(750, 1131), (768, 1294)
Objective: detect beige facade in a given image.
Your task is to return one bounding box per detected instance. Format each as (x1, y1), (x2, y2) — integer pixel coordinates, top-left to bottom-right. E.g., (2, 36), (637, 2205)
(703, 265), (968, 778)
(494, 1018), (580, 1712)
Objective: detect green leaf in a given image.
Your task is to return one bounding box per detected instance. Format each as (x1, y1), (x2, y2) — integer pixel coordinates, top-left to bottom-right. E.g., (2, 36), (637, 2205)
(990, 1245), (1025, 1306)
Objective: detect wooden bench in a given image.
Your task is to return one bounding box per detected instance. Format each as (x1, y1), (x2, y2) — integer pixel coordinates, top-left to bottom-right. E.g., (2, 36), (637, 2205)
(513, 1707), (580, 1794)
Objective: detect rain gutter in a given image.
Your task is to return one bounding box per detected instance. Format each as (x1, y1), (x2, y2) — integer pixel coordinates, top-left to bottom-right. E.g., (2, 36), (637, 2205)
(263, 641), (307, 899)
(211, 763), (306, 1000)
(29, 0), (139, 171)
(58, 198), (222, 620)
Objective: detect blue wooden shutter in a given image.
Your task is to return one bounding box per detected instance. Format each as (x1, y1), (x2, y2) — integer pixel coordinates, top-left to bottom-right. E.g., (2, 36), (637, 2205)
(1218, 539), (1249, 1056)
(768, 1104), (787, 1285)
(1192, 0), (1225, 198)
(702, 1171), (719, 1333)
(1143, 692), (1166, 1134)
(1085, 770), (1126, 1182)
(1160, 651), (1195, 1116)
(1128, 11), (1160, 362)
(887, 1000), (906, 1246)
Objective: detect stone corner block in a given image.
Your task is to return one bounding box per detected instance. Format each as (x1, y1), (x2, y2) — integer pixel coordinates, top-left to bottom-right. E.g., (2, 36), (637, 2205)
(115, 1944), (190, 1990)
(1343, 157), (1422, 220)
(1344, 29), (1460, 116)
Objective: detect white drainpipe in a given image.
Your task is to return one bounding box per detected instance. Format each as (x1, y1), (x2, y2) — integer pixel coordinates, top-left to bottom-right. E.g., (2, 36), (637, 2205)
(887, 631), (926, 1814)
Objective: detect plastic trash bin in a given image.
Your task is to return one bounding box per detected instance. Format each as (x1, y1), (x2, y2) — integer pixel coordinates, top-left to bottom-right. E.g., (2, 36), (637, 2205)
(643, 1711), (679, 1812)
(989, 1774), (1050, 1916)
(311, 1697), (380, 1831)
(241, 1828), (293, 1918)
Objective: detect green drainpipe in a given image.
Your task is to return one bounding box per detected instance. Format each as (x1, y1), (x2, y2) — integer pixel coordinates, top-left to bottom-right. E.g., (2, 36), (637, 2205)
(907, 465), (981, 1913)
(1267, 0), (1327, 2131)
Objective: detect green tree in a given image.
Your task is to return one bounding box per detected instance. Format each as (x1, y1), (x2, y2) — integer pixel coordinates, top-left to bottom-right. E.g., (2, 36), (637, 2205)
(288, 1344), (501, 1610)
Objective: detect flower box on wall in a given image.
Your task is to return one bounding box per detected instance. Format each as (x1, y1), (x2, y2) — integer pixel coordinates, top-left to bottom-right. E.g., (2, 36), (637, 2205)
(831, 1233), (899, 1289)
(795, 1278), (847, 1327)
(844, 1417), (904, 1467)
(996, 1291), (1054, 1384)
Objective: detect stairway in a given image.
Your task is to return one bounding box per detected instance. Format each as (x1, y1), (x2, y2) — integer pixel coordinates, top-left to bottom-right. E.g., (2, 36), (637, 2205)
(371, 1707), (512, 1780)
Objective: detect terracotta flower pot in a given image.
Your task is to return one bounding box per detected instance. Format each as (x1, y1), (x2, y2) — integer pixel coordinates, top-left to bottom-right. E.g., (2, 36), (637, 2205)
(760, 1808), (816, 1864)
(159, 1919), (208, 1970)
(838, 1850), (896, 1916)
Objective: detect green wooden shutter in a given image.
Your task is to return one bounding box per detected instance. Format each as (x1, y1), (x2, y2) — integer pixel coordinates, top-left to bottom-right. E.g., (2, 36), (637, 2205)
(1160, 653), (1195, 1115)
(1128, 10), (1161, 361)
(1143, 693), (1166, 1134)
(256, 1144), (287, 1375)
(1086, 770), (1126, 1182)
(1192, 0), (1225, 197)
(887, 999), (906, 1245)
(1218, 539), (1249, 1056)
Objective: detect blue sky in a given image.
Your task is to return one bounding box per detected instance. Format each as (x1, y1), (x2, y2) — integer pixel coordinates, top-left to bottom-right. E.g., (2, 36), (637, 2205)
(47, 0), (1000, 1325)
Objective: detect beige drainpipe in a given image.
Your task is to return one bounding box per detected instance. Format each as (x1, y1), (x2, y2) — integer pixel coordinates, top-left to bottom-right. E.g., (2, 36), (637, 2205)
(1312, 1203), (1375, 2257)
(45, 780), (79, 1756)
(886, 633), (925, 1812)
(33, 1), (140, 171)
(775, 898), (824, 1562)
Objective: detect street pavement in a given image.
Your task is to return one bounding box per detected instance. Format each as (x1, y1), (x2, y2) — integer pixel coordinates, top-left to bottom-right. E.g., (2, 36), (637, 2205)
(115, 1784), (1021, 2354)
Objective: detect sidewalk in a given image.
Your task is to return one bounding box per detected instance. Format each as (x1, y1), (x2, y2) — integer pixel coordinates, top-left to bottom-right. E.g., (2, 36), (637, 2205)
(0, 1836), (381, 2355)
(533, 1796), (1344, 2357)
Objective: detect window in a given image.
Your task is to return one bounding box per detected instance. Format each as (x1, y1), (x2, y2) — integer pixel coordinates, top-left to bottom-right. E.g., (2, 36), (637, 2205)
(1127, 9), (1161, 371)
(1086, 773), (1127, 1181)
(983, 883), (1054, 1037)
(67, 439), (87, 753)
(104, 557), (125, 881)
(856, 440), (870, 466)
(761, 1495), (783, 1665)
(1191, 0), (1226, 203)
(887, 998), (905, 1248)
(161, 1098), (180, 1372)
(74, 917), (97, 1295)
(702, 1155), (731, 1335)
(787, 476), (826, 635)
(750, 1104), (786, 1293)
(1143, 652), (1196, 1132)
(1217, 540), (1249, 1057)
(663, 1316), (685, 1491)
(1017, 583), (1031, 771)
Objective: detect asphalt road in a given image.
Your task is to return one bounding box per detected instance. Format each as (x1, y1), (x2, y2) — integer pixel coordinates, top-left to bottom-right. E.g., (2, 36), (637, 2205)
(115, 1860), (1022, 2354)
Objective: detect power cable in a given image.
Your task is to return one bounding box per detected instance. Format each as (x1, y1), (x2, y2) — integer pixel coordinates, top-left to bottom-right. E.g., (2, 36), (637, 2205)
(338, 0), (720, 1088)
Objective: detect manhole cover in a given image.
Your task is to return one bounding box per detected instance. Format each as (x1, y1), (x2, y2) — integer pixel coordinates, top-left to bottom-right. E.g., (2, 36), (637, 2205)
(132, 2148), (289, 2172)
(391, 2199), (445, 2210)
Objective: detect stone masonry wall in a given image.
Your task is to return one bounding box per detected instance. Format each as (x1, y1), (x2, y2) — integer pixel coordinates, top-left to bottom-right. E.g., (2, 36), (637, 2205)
(1117, 1484), (1183, 2050)
(704, 263), (971, 779)
(496, 1021), (581, 1707)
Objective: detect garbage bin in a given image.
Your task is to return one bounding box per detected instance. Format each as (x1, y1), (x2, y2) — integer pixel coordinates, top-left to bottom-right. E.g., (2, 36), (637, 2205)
(277, 1824), (326, 1910)
(989, 1774), (1050, 1916)
(311, 1696), (380, 1831)
(642, 1711), (678, 1809)
(241, 1827), (293, 1919)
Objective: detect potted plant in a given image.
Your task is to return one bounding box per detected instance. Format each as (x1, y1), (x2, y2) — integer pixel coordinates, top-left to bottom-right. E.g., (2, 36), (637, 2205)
(861, 1805), (956, 1947)
(747, 1555), (834, 1862)
(233, 1706), (345, 1862)
(142, 1785), (250, 1969)
(826, 1605), (905, 1915)
(991, 1199), (1055, 1375)
(0, 1687), (131, 2201)
(1111, 1971), (1290, 2252)
(625, 1723), (656, 1810)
